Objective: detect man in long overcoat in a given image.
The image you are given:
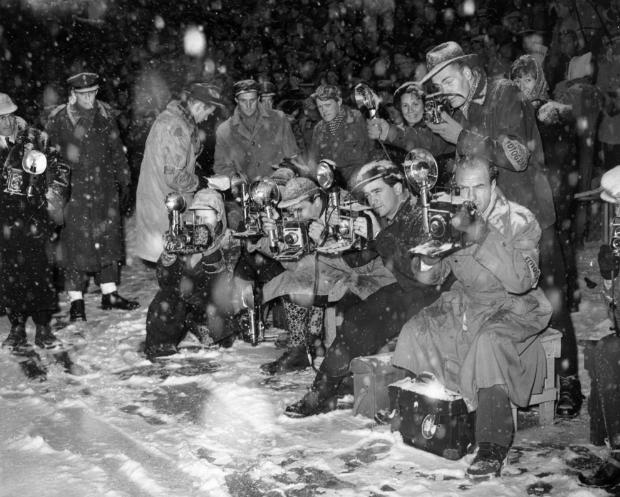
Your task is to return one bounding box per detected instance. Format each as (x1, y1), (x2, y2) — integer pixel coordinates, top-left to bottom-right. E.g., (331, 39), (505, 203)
(393, 157), (552, 479)
(136, 83), (224, 263)
(0, 93), (70, 348)
(46, 72), (138, 321)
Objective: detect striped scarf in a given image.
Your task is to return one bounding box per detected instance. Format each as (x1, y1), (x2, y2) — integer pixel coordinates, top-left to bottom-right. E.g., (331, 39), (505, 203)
(326, 109), (345, 135)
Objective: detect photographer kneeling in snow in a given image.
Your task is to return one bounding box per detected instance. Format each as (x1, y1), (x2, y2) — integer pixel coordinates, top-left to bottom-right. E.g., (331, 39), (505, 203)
(392, 156), (552, 479)
(144, 188), (242, 359)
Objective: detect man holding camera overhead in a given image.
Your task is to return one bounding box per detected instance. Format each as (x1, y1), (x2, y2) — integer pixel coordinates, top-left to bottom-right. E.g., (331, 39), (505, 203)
(393, 156), (552, 479)
(369, 41), (582, 419)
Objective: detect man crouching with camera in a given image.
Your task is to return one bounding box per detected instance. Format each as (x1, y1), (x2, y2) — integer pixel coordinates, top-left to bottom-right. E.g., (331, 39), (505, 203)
(285, 160), (445, 417)
(392, 156), (552, 479)
(256, 175), (395, 374)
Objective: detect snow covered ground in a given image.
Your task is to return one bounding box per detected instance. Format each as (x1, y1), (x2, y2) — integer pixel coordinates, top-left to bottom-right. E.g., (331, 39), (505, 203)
(0, 218), (618, 497)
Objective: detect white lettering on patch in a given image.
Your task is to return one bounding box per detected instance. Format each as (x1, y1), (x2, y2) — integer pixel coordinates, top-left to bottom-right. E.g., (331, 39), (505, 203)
(524, 254), (541, 286)
(501, 136), (529, 171)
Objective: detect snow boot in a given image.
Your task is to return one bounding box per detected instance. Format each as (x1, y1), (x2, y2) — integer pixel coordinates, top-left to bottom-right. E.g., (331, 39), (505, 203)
(579, 453), (620, 488)
(101, 292), (140, 311)
(70, 300), (87, 322)
(466, 443), (508, 479)
(2, 312), (27, 349)
(145, 342), (178, 361)
(260, 345), (310, 375)
(35, 324), (60, 349)
(284, 374), (344, 418)
(556, 374), (584, 418)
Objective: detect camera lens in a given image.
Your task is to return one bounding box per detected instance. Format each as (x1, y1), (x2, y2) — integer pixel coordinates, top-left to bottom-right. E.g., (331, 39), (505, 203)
(429, 216), (446, 239)
(284, 232), (299, 245)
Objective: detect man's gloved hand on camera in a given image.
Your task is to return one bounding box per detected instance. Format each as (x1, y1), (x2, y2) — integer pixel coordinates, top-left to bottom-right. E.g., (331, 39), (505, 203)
(598, 244), (620, 279)
(451, 204), (488, 245)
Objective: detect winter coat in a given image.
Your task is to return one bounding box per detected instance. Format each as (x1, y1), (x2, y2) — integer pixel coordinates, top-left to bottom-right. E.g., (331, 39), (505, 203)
(400, 73), (556, 230)
(213, 104), (299, 181)
(0, 124), (70, 314)
(135, 100), (202, 262)
(308, 106), (372, 188)
(257, 209), (396, 305)
(319, 195), (445, 378)
(46, 101), (130, 273)
(145, 189), (246, 351)
(392, 188), (552, 410)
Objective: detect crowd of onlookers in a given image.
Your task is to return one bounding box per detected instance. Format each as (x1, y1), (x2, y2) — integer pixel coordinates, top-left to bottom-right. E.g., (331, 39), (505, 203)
(1, 0), (619, 195)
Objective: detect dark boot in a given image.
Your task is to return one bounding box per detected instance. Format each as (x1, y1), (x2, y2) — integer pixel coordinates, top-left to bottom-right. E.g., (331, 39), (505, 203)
(284, 374), (344, 418)
(2, 312), (27, 349)
(580, 336), (620, 487)
(556, 374), (584, 418)
(102, 292), (140, 310)
(260, 344), (310, 375)
(70, 300), (87, 322)
(35, 324), (60, 349)
(466, 442), (509, 479)
(579, 453), (620, 488)
(145, 343), (178, 361)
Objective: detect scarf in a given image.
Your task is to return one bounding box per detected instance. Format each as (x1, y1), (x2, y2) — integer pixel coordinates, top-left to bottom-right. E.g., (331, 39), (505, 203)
(326, 108), (345, 135)
(461, 69), (482, 118)
(511, 54), (550, 102)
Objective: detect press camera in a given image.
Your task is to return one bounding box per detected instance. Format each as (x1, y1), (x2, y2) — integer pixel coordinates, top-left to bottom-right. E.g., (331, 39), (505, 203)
(423, 92), (453, 125)
(4, 146), (48, 197)
(273, 218), (314, 261)
(162, 193), (214, 254)
(232, 176), (282, 251)
(315, 159), (372, 254)
(403, 148), (476, 257)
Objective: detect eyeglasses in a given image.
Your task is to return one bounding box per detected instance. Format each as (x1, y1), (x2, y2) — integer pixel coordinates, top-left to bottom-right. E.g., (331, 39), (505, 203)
(0, 114), (13, 122)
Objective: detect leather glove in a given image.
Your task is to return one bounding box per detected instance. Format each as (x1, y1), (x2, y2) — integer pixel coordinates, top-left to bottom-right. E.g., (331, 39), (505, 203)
(451, 204), (488, 245)
(598, 244), (619, 279)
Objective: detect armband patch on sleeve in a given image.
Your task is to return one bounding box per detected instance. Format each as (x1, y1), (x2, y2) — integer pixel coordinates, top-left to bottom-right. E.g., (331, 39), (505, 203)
(500, 135), (529, 171)
(524, 254), (541, 287)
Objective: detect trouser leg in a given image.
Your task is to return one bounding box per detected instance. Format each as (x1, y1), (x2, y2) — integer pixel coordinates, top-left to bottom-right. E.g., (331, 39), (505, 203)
(475, 386), (513, 448)
(539, 226), (578, 376)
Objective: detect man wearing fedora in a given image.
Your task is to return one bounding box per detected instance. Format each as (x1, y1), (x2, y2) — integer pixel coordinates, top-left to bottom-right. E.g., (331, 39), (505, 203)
(213, 79), (299, 182)
(371, 40), (583, 418)
(46, 71), (138, 322)
(136, 82), (225, 264)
